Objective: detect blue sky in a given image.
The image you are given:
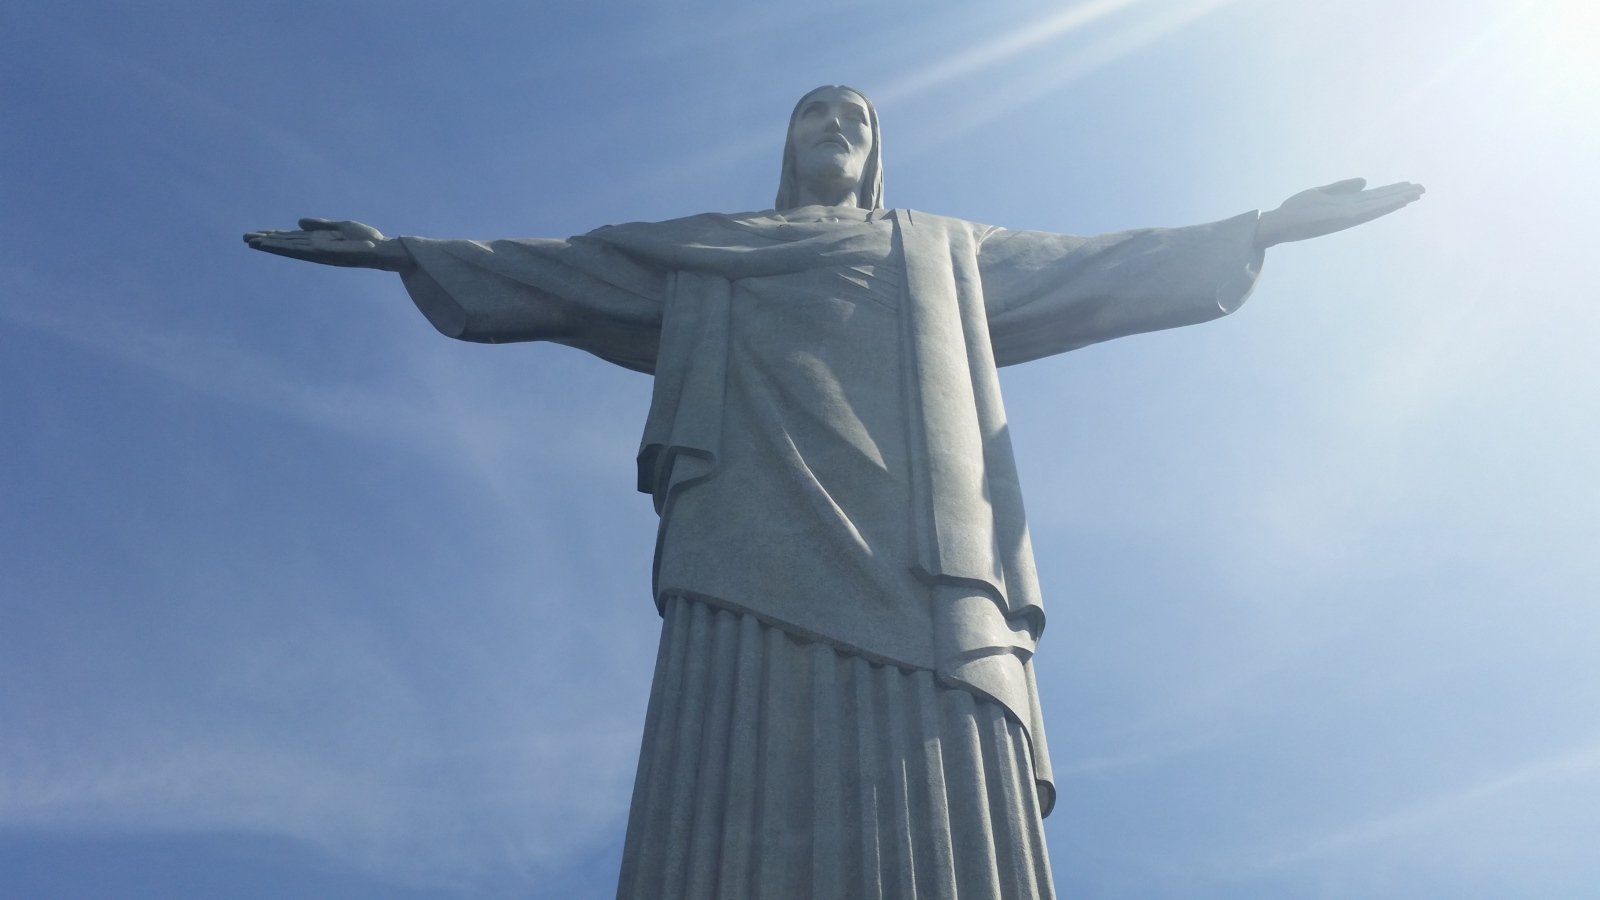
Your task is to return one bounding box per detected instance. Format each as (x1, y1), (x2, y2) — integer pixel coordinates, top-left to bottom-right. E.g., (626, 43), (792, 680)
(2, 1), (1596, 897)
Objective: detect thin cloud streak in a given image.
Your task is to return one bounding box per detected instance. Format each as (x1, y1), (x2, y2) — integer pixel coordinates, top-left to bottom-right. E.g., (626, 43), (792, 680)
(1055, 728), (1224, 777)
(0, 267), (562, 504)
(1, 276), (430, 448)
(896, 0), (1245, 157)
(1, 731), (638, 890)
(583, 0), (1172, 212)
(875, 0), (1149, 104)
(0, 542), (646, 891)
(1243, 738), (1600, 871)
(59, 33), (329, 173)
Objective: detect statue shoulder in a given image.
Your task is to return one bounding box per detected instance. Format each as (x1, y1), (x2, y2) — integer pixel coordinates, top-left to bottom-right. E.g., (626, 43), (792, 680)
(895, 209), (998, 244)
(581, 212), (762, 252)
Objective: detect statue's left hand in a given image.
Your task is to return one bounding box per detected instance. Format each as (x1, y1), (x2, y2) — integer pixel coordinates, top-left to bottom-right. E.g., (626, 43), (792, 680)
(243, 218), (412, 271)
(1255, 178), (1425, 248)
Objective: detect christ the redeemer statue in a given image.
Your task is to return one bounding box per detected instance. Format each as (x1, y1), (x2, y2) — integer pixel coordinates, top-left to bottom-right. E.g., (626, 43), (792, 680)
(246, 85), (1422, 900)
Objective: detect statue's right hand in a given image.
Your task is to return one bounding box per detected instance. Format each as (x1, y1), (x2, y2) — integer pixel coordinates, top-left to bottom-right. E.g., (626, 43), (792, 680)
(243, 218), (410, 271)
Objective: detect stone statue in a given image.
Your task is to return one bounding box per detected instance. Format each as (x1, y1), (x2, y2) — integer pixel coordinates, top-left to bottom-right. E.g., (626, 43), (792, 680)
(245, 85), (1422, 899)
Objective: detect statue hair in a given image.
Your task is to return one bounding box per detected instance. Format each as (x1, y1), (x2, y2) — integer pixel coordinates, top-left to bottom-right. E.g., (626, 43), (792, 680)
(775, 85), (884, 212)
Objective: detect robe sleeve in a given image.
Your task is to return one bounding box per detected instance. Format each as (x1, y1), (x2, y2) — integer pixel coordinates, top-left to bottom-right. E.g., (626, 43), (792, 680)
(397, 233), (667, 374)
(978, 211), (1265, 367)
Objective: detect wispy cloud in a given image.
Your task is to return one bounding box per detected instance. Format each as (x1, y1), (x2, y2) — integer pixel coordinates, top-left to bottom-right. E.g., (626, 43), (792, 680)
(40, 28), (330, 174)
(1242, 738), (1600, 871)
(1, 269), (437, 450)
(1056, 727), (1224, 777)
(875, 0), (1151, 105)
(887, 0), (1245, 156)
(1, 718), (642, 890)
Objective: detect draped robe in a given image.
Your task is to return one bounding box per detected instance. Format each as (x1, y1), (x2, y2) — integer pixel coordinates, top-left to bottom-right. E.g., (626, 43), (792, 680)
(396, 205), (1263, 897)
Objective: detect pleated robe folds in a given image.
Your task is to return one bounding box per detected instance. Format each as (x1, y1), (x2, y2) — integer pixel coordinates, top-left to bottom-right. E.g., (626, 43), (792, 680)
(397, 206), (1264, 898)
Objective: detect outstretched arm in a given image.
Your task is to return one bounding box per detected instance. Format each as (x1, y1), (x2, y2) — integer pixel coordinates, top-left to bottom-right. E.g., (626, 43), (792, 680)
(979, 211), (1266, 366)
(979, 177), (1423, 365)
(246, 217), (668, 371)
(243, 218), (413, 272)
(1255, 178), (1425, 248)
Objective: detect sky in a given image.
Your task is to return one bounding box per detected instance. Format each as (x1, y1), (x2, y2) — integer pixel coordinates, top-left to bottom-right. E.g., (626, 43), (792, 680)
(1, 1), (1597, 897)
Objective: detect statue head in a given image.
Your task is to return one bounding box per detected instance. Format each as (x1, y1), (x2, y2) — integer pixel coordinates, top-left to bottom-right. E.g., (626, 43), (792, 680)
(775, 85), (883, 211)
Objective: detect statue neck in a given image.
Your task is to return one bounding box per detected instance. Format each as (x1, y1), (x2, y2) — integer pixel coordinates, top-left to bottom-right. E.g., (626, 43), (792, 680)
(793, 182), (860, 210)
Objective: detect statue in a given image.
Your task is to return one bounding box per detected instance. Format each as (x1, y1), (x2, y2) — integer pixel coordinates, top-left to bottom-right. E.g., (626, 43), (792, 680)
(245, 85), (1422, 899)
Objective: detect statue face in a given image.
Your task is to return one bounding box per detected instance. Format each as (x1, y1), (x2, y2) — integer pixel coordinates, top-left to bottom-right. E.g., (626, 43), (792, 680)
(789, 87), (874, 200)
